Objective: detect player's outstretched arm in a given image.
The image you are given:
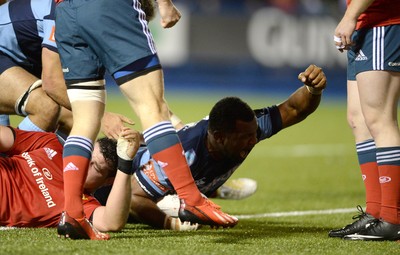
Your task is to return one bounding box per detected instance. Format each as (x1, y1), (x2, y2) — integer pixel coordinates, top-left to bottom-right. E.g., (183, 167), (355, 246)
(91, 127), (140, 232)
(0, 126), (15, 152)
(41, 48), (71, 110)
(277, 64), (327, 129)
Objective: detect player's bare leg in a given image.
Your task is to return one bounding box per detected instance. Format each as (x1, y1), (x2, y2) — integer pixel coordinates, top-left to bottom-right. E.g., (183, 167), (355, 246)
(0, 67), (60, 131)
(57, 87), (110, 240)
(344, 71), (400, 241)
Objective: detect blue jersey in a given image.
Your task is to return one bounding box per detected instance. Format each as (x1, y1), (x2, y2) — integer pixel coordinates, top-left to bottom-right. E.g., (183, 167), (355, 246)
(133, 105), (282, 198)
(0, 0), (57, 75)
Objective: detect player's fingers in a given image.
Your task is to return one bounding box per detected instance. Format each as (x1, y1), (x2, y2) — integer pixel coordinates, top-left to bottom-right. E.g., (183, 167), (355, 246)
(299, 64), (316, 83)
(298, 72), (306, 83)
(120, 116), (135, 125)
(311, 72), (327, 90)
(308, 65), (323, 81)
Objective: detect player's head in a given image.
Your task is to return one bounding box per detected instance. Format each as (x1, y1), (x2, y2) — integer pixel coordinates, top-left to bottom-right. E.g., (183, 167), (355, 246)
(84, 137), (118, 192)
(208, 97), (258, 162)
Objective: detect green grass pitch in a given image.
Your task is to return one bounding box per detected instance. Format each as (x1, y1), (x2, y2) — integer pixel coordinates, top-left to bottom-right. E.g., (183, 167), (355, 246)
(3, 91), (400, 254)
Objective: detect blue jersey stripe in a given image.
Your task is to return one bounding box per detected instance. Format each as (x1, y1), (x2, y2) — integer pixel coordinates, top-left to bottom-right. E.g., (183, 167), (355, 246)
(9, 0), (41, 72)
(0, 0), (56, 76)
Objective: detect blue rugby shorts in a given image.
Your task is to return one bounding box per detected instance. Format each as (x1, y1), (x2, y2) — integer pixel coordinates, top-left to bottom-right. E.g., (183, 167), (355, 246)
(347, 24), (400, 81)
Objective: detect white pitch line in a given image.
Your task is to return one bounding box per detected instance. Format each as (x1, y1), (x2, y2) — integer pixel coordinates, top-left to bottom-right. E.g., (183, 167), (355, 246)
(0, 226), (17, 231)
(235, 207), (357, 219)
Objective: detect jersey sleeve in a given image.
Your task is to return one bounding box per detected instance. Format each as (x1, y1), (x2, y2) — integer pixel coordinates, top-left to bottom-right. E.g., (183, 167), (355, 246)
(254, 105), (283, 141)
(4, 127), (62, 156)
(41, 1), (57, 52)
(82, 194), (101, 220)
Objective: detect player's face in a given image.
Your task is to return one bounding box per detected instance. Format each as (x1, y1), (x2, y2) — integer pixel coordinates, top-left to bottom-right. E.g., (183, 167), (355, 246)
(84, 143), (112, 192)
(222, 118), (258, 161)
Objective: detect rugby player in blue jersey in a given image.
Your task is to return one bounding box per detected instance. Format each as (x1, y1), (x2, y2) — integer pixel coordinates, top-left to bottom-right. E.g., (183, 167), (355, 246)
(0, 0), (64, 132)
(54, 0), (238, 240)
(94, 64), (327, 231)
(0, 0), (134, 138)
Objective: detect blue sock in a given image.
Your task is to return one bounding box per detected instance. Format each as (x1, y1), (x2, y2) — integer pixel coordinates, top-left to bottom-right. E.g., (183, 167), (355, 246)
(18, 116), (45, 132)
(0, 115), (10, 126)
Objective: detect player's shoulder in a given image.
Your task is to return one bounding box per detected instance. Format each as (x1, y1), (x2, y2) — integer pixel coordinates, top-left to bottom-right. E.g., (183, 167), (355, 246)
(180, 117), (209, 132)
(177, 118), (208, 148)
(30, 0), (55, 19)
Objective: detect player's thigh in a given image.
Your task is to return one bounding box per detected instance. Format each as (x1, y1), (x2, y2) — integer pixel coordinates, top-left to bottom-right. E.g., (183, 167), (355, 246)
(357, 70), (400, 124)
(0, 67), (37, 113)
(119, 70), (169, 128)
(24, 85), (60, 117)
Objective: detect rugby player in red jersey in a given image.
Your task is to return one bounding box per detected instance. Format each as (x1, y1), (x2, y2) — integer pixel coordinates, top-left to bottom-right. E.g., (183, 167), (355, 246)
(330, 0), (400, 241)
(0, 125), (140, 240)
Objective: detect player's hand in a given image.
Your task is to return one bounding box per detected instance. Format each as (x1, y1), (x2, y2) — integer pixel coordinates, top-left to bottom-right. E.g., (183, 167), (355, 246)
(117, 127), (141, 161)
(298, 64), (327, 93)
(334, 15), (357, 52)
(101, 112), (135, 139)
(157, 0), (181, 28)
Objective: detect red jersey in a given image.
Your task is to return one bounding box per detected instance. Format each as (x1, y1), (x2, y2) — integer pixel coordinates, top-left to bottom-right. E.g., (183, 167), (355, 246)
(0, 128), (100, 227)
(347, 0), (400, 29)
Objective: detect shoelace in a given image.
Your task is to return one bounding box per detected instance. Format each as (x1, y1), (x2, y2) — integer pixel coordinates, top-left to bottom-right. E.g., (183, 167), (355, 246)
(351, 205), (366, 221)
(205, 198), (221, 210)
(364, 219), (381, 230)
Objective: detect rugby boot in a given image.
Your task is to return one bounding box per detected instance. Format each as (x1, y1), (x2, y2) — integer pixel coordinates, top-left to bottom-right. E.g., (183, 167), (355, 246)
(57, 211), (110, 240)
(328, 205), (376, 238)
(344, 219), (400, 241)
(178, 197), (238, 228)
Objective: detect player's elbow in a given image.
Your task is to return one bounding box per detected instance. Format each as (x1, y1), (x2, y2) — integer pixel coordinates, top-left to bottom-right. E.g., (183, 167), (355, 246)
(104, 219), (127, 232)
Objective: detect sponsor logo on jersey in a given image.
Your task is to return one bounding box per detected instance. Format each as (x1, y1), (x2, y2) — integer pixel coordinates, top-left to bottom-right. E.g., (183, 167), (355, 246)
(44, 147), (57, 160)
(388, 62), (400, 67)
(355, 50), (368, 61)
(142, 160), (169, 193)
(64, 162), (79, 172)
(62, 67), (69, 73)
(49, 26), (56, 42)
(42, 168), (53, 180)
(21, 152), (56, 208)
(379, 176), (391, 183)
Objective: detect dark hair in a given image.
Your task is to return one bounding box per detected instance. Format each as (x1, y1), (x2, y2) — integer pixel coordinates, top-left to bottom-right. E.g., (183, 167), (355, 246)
(97, 137), (118, 177)
(139, 0), (155, 22)
(208, 97), (255, 133)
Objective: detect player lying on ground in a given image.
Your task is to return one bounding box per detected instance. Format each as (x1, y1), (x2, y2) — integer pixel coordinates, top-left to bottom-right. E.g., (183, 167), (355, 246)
(0, 125), (140, 240)
(94, 64), (327, 230)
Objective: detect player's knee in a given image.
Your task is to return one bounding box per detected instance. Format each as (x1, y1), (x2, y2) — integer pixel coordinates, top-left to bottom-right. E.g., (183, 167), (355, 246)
(21, 81), (61, 125)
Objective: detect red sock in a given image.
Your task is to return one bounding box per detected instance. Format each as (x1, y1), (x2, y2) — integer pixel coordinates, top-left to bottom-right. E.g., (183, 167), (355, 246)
(356, 140), (380, 217)
(361, 162), (381, 218)
(63, 155), (90, 219)
(378, 164), (400, 224)
(152, 143), (202, 205)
